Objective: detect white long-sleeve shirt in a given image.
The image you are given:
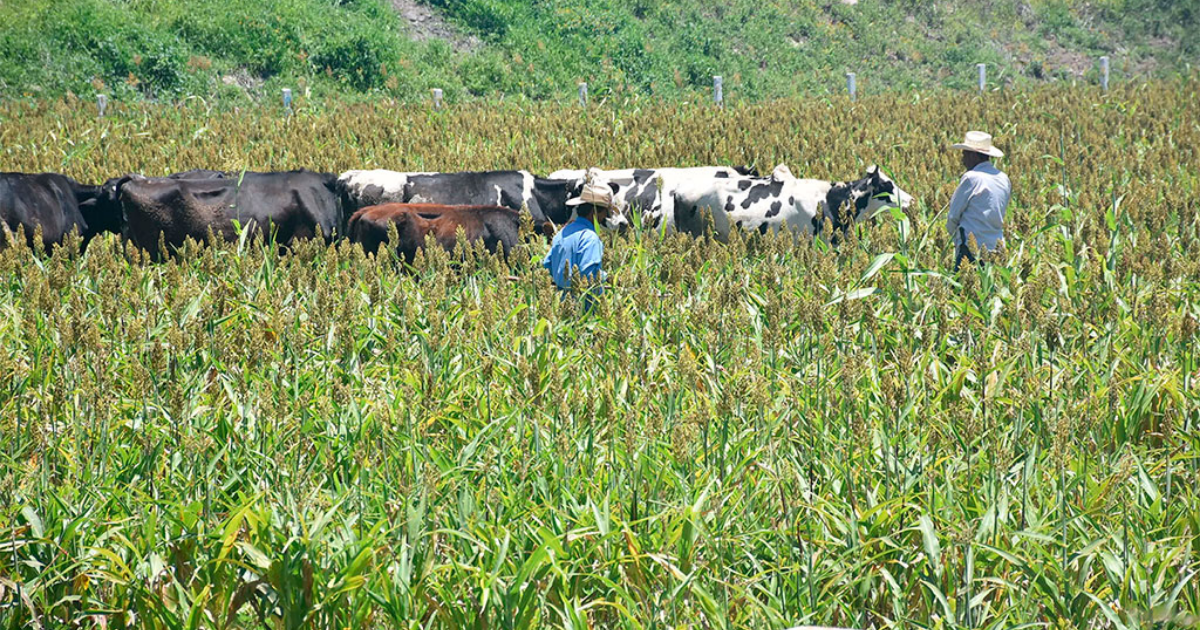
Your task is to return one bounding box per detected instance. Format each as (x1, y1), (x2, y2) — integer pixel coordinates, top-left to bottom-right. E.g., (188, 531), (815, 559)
(947, 161), (1011, 251)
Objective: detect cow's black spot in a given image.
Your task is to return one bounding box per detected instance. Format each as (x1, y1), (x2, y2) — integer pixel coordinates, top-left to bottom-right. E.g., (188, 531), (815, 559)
(725, 196), (734, 213)
(715, 172), (730, 178)
(741, 181), (780, 209)
(632, 169), (655, 185)
(632, 185), (658, 211)
(758, 223), (770, 235)
(690, 204), (700, 216)
(735, 220), (744, 229)
(766, 200), (782, 218)
(873, 180), (896, 205)
(362, 184), (384, 204)
(788, 196), (794, 205)
(825, 184), (853, 232)
(855, 190), (871, 212)
(737, 180), (751, 191)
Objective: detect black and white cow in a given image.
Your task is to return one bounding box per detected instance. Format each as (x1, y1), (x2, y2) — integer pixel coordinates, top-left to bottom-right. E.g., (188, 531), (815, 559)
(403, 171), (575, 232)
(548, 166), (758, 231)
(670, 164), (913, 240)
(336, 169), (434, 213)
(337, 169), (626, 234)
(823, 165), (914, 232)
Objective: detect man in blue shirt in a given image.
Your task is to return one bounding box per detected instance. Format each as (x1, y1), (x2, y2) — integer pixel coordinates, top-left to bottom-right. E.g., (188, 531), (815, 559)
(543, 178), (614, 305)
(948, 130), (1011, 270)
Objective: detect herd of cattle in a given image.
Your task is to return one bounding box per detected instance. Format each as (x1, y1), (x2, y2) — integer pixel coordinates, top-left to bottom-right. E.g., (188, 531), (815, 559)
(0, 164), (914, 260)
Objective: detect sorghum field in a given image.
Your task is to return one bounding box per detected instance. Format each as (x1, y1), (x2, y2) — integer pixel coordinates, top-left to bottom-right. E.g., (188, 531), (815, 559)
(2, 80), (1199, 629)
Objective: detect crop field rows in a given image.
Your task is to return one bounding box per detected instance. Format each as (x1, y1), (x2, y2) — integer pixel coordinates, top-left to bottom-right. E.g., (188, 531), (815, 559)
(1, 80), (1199, 628)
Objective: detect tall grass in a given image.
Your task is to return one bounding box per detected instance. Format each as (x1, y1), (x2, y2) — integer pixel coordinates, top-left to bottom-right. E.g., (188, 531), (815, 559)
(1, 80), (1199, 628)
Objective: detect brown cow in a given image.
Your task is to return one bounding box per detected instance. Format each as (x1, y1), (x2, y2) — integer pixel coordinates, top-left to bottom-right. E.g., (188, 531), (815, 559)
(347, 203), (522, 263)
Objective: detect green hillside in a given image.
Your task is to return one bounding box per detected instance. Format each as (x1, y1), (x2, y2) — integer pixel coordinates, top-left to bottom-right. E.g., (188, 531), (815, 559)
(0, 0), (1195, 103)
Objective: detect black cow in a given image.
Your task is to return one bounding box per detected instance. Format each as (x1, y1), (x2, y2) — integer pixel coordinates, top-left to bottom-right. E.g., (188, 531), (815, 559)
(0, 172), (112, 248)
(115, 169), (340, 257)
(402, 170), (577, 234)
(348, 203), (520, 263)
(83, 169), (240, 239)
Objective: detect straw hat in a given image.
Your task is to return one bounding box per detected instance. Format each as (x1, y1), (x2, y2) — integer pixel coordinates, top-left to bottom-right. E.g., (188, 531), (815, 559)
(567, 169), (616, 209)
(950, 131), (1004, 158)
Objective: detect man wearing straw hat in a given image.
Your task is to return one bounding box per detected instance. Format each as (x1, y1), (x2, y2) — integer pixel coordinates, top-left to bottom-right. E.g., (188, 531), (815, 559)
(947, 130), (1011, 270)
(543, 170), (615, 307)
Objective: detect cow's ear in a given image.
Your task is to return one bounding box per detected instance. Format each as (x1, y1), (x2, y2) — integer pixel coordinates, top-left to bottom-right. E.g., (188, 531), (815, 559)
(866, 164), (879, 177)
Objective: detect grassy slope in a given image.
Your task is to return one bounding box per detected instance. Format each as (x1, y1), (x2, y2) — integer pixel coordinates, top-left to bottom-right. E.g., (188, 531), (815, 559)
(0, 0), (1195, 103)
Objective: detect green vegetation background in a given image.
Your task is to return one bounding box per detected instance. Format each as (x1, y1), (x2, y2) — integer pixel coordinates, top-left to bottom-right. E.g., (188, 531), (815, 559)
(0, 0), (1195, 103)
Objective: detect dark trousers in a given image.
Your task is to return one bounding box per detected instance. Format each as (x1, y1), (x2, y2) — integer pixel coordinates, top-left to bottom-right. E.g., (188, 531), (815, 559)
(954, 243), (977, 271)
(954, 227), (980, 272)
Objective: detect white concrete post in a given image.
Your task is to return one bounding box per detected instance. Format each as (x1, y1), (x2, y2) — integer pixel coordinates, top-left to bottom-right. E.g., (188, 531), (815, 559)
(97, 94), (108, 117)
(846, 72), (856, 101)
(1100, 56), (1110, 91)
(713, 75), (723, 107)
(282, 88), (292, 114)
(431, 88), (443, 110)
(977, 63), (986, 94)
(578, 82), (587, 107)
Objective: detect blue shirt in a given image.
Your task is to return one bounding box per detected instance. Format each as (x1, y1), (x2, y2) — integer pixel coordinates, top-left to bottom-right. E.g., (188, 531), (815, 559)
(543, 216), (605, 292)
(947, 161), (1011, 251)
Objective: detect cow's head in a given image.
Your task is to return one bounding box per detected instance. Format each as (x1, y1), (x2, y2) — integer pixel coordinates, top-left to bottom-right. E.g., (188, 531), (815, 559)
(597, 179), (630, 233)
(77, 174), (136, 239)
(825, 166), (913, 231)
(565, 176), (629, 233)
(864, 165), (914, 213)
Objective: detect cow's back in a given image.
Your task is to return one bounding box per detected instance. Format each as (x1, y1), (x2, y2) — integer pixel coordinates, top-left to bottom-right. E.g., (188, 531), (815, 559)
(404, 171), (525, 207)
(403, 171), (584, 234)
(337, 169), (429, 213)
(167, 169), (228, 180)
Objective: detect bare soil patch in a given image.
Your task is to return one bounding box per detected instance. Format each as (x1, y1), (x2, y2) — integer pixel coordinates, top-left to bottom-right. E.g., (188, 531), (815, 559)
(390, 0), (481, 52)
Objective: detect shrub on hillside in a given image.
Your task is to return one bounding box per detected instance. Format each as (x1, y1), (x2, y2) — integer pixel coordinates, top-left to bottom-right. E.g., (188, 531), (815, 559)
(312, 29), (402, 91)
(48, 0), (194, 97)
